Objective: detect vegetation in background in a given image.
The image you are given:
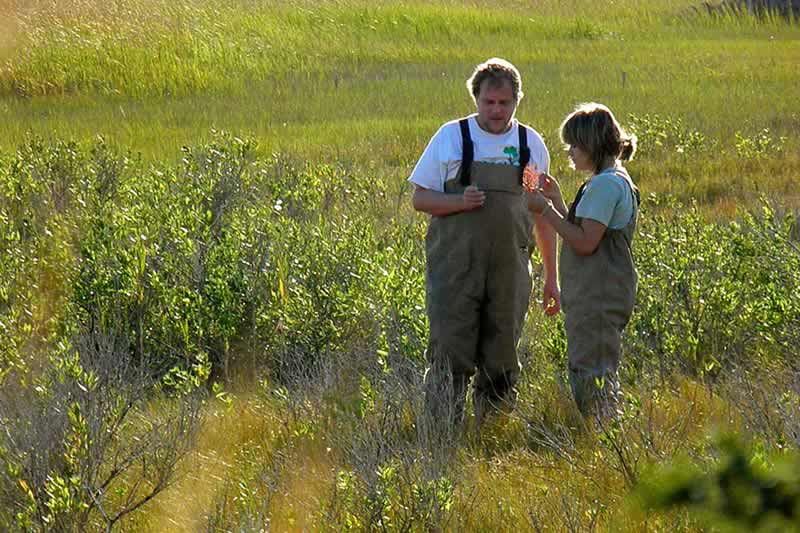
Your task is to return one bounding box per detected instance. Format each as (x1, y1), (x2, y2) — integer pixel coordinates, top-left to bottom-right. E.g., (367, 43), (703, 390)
(638, 434), (800, 531)
(1, 0), (799, 212)
(1, 132), (798, 530)
(0, 0), (799, 530)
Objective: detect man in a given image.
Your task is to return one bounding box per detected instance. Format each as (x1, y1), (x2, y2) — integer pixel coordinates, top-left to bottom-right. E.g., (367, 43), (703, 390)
(409, 58), (560, 427)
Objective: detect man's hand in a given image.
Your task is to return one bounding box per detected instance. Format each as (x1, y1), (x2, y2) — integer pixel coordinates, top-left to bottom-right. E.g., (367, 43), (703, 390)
(542, 277), (561, 316)
(413, 185), (483, 217)
(462, 185), (485, 211)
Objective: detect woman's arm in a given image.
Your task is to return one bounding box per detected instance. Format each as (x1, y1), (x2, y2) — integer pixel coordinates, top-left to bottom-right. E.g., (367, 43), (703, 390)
(412, 185), (485, 217)
(538, 173), (568, 216)
(528, 191), (606, 256)
(533, 216), (561, 315)
(542, 203), (606, 256)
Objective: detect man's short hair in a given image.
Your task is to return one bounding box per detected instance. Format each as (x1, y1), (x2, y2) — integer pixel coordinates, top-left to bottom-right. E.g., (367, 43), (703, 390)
(466, 58), (524, 104)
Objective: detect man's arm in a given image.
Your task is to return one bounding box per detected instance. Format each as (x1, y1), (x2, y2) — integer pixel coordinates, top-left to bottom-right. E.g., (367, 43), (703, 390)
(534, 215), (561, 315)
(412, 185), (485, 217)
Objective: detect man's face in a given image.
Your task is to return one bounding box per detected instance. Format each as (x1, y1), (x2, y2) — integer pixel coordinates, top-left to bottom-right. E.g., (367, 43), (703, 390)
(475, 79), (517, 134)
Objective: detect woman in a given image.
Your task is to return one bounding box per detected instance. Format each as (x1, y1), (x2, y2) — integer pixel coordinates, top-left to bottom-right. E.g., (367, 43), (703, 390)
(526, 102), (639, 417)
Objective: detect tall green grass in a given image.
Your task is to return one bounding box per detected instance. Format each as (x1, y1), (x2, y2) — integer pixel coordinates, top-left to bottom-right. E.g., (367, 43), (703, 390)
(1, 0), (799, 211)
(1, 133), (797, 530)
(1, 2), (799, 530)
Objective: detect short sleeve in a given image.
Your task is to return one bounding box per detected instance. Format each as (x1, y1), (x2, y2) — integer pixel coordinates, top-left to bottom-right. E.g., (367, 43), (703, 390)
(539, 143), (551, 174)
(524, 126), (550, 174)
(408, 125), (451, 191)
(574, 175), (620, 227)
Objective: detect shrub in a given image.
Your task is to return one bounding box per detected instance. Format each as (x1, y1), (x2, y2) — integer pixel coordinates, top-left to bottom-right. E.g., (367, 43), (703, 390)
(0, 325), (204, 531)
(628, 195), (800, 379)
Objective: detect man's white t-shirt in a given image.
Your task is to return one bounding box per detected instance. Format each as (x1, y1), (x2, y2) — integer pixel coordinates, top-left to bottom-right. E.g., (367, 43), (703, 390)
(408, 114), (550, 192)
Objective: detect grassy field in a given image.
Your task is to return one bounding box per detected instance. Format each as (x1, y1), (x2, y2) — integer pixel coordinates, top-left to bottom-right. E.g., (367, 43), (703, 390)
(2, 0), (800, 211)
(1, 1), (800, 531)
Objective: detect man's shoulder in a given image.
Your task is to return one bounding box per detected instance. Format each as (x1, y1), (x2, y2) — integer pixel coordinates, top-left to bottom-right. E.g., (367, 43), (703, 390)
(439, 115), (476, 132)
(517, 122), (547, 148)
(429, 116), (473, 142)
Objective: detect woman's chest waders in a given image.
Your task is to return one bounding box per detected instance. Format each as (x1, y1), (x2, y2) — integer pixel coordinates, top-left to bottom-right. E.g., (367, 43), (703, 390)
(559, 180), (639, 415)
(424, 119), (534, 424)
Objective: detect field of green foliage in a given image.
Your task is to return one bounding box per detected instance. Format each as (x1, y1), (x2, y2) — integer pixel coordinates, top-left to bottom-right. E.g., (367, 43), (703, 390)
(1, 0), (800, 531)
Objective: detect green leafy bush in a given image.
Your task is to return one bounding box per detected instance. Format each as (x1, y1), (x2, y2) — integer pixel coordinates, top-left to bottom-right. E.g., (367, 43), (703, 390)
(637, 435), (800, 531)
(735, 128), (787, 160)
(628, 194), (800, 378)
(627, 113), (711, 156)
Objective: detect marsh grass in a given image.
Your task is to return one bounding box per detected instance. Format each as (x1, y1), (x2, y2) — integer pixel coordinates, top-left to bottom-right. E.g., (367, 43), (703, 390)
(1, 0), (799, 212)
(1, 1), (799, 530)
(136, 388), (293, 531)
(1, 127), (798, 529)
(145, 343), (767, 532)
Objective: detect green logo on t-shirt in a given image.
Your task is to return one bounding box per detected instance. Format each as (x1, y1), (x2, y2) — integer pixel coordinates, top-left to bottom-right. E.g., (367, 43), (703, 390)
(503, 146), (519, 165)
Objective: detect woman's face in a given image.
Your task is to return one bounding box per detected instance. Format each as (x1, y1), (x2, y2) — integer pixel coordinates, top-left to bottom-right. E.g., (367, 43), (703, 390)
(568, 144), (594, 172)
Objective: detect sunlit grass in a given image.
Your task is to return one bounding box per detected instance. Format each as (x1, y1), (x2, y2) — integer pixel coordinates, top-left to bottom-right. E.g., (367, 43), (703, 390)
(2, 0), (798, 213)
(1, 1), (798, 529)
(419, 375), (735, 531)
(266, 438), (336, 530)
(135, 388), (285, 531)
(151, 367), (751, 531)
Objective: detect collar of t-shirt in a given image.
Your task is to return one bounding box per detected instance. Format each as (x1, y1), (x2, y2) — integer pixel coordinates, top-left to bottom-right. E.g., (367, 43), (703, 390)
(463, 115), (526, 167)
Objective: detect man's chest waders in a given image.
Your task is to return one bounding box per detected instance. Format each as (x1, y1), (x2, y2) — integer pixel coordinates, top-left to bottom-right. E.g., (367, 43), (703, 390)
(560, 176), (640, 415)
(424, 119), (533, 425)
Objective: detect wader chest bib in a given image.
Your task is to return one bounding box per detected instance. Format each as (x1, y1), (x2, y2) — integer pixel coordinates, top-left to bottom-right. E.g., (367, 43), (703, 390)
(424, 119), (533, 420)
(560, 173), (639, 412)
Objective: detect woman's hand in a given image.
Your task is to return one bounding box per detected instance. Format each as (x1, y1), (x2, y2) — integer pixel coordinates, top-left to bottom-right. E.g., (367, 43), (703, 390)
(538, 173), (562, 202)
(538, 173), (568, 216)
(526, 189), (551, 215)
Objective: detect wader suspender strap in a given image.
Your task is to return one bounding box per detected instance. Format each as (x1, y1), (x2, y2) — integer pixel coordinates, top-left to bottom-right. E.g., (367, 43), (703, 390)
(567, 182), (589, 223)
(460, 119), (531, 186)
(623, 185), (642, 250)
(566, 179), (641, 246)
(459, 119), (473, 186)
(568, 172), (641, 224)
(518, 126), (530, 184)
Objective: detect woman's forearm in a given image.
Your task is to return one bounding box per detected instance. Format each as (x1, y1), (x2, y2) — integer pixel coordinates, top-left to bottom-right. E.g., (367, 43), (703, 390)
(540, 204), (603, 256)
(552, 198), (568, 217)
(534, 217), (558, 282)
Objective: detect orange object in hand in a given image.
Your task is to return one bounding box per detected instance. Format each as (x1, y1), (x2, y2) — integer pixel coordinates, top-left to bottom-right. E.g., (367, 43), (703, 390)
(522, 164), (540, 192)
